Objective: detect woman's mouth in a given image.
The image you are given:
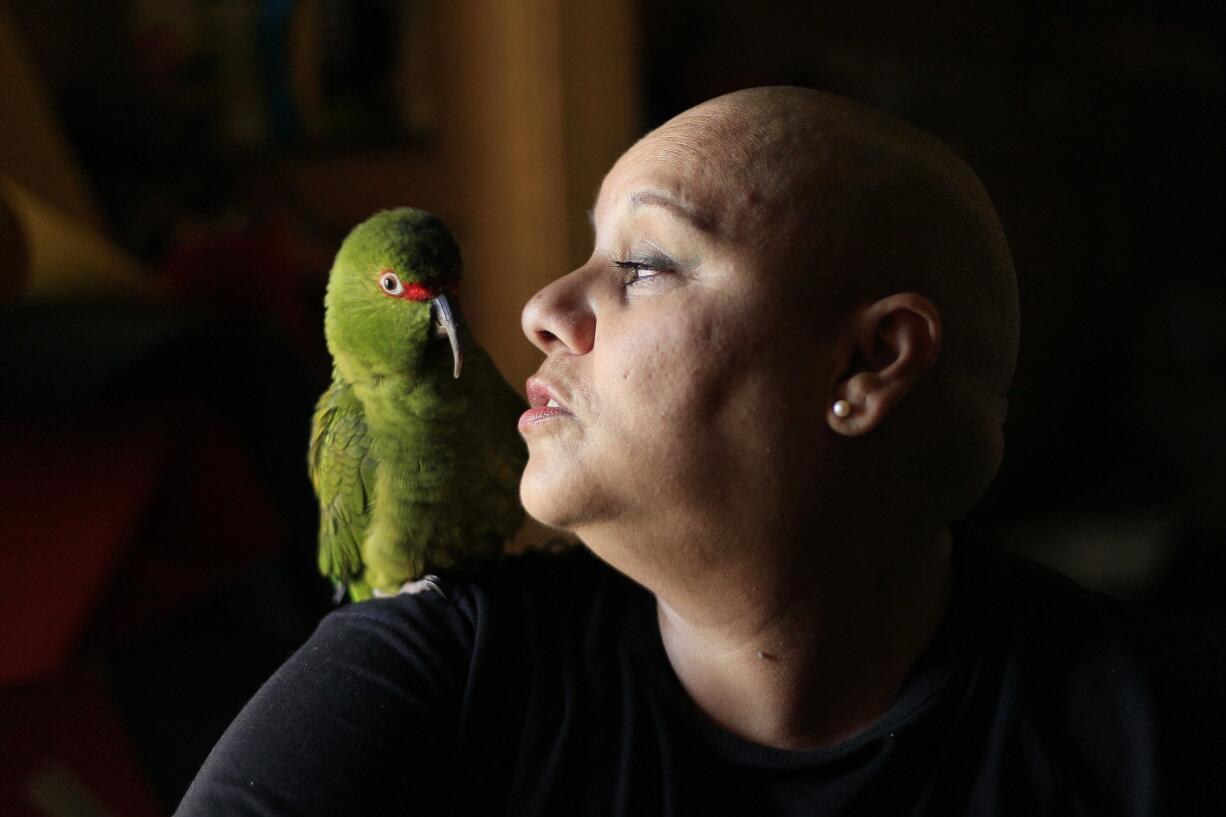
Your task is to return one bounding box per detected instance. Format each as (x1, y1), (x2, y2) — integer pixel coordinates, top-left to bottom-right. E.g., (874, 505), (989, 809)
(518, 404), (571, 432)
(520, 377), (574, 433)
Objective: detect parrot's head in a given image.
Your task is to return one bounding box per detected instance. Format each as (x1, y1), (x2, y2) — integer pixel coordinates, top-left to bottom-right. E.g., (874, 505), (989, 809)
(324, 207), (465, 383)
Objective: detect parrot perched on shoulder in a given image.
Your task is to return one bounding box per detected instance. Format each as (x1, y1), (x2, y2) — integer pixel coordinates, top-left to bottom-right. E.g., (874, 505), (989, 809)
(309, 207), (527, 601)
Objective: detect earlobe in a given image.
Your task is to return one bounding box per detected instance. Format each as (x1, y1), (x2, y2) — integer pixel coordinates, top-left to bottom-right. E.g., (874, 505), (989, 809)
(828, 293), (941, 436)
(827, 396), (867, 437)
(827, 374), (886, 436)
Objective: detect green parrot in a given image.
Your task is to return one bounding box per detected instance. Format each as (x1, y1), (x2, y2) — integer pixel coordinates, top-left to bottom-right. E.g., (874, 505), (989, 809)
(309, 207), (527, 601)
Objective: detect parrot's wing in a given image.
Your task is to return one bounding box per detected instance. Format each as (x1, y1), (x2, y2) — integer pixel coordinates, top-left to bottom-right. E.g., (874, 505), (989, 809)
(309, 381), (376, 587)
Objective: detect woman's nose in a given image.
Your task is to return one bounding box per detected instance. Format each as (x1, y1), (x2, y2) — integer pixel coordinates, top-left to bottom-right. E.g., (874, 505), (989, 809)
(522, 268), (597, 356)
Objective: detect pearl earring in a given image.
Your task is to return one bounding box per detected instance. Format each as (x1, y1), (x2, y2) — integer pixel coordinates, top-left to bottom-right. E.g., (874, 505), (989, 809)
(832, 400), (851, 418)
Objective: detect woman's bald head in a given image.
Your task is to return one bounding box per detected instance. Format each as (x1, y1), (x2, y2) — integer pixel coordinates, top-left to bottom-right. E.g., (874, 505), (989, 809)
(645, 87), (1020, 524)
(653, 87), (1019, 399)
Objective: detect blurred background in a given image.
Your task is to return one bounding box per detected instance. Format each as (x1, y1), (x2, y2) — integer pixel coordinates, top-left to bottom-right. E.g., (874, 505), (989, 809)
(0, 0), (1221, 813)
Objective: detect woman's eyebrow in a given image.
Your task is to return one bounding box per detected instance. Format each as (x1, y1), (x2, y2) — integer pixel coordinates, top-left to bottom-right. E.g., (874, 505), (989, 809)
(585, 191), (718, 236)
(627, 190), (716, 233)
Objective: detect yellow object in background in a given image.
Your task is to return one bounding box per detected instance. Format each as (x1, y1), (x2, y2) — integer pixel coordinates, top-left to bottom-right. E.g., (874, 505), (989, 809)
(0, 1), (103, 231)
(0, 177), (159, 303)
(0, 2), (157, 304)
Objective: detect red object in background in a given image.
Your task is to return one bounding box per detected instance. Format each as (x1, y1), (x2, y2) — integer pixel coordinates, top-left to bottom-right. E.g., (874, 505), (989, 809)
(0, 392), (290, 814)
(0, 397), (289, 683)
(88, 405), (291, 646)
(0, 408), (171, 686)
(161, 216), (321, 367)
(0, 673), (163, 817)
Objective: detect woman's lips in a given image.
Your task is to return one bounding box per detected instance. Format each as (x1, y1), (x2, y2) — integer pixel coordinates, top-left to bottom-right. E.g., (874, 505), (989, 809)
(518, 404), (572, 432)
(520, 376), (573, 433)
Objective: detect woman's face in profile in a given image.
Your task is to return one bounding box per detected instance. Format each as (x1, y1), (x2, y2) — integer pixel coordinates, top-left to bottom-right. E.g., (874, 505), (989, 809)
(518, 132), (835, 547)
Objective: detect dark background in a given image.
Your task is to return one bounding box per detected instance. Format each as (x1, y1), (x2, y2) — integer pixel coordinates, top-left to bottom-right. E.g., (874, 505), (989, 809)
(1, 1), (1222, 813)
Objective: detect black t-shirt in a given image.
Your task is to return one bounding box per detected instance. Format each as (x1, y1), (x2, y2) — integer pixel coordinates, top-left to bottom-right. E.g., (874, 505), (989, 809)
(175, 536), (1223, 816)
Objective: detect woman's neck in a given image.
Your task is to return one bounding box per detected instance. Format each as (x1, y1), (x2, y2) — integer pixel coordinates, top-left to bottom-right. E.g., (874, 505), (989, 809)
(652, 526), (953, 750)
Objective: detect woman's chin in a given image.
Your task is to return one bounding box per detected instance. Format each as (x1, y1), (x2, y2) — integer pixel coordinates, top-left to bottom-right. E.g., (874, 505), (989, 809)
(519, 462), (608, 534)
(520, 469), (576, 531)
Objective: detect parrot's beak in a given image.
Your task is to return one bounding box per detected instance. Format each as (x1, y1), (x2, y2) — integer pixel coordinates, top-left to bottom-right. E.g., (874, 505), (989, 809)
(431, 294), (463, 379)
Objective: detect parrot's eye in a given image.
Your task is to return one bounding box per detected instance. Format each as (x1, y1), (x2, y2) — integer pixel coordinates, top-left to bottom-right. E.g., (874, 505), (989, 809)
(378, 271), (405, 296)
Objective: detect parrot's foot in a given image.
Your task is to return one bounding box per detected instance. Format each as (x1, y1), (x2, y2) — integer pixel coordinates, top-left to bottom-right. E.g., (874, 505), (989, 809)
(396, 574), (447, 599)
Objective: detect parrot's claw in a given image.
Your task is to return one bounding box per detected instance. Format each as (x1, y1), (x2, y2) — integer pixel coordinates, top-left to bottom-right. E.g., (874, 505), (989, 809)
(397, 574), (448, 600)
(331, 582), (347, 605)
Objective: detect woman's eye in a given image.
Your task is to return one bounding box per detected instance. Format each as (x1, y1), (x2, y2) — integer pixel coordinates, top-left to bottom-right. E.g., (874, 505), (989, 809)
(378, 271), (405, 295)
(613, 260), (665, 287)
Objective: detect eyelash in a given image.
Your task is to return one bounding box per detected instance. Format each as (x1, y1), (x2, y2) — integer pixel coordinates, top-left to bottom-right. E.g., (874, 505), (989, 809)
(612, 258), (669, 288)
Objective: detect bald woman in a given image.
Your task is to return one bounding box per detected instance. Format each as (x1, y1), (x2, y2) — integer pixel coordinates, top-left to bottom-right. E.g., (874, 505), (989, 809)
(178, 88), (1220, 816)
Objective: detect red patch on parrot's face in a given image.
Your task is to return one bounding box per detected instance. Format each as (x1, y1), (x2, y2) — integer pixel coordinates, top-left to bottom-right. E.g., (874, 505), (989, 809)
(402, 282), (438, 301)
(377, 269), (459, 301)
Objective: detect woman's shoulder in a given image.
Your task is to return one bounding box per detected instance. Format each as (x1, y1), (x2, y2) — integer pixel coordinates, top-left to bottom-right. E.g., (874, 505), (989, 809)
(323, 544), (627, 651)
(175, 547), (628, 816)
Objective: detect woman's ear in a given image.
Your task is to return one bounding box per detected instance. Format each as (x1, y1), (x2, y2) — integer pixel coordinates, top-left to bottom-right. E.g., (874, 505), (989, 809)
(828, 293), (942, 436)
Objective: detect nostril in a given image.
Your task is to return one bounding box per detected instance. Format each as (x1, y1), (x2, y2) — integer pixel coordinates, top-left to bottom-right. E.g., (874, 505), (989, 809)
(522, 268), (596, 354)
